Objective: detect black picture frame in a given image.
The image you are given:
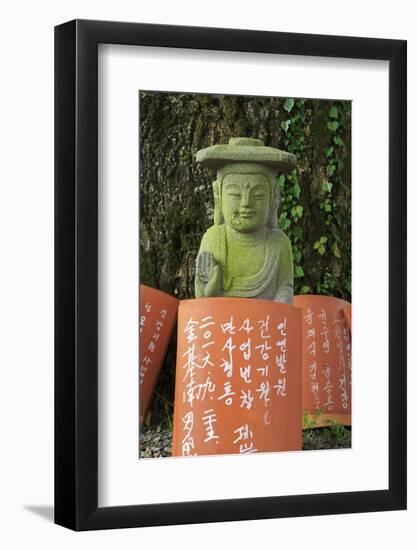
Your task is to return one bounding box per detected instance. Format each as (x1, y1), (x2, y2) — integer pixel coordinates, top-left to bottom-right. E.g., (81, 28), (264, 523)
(55, 19), (407, 531)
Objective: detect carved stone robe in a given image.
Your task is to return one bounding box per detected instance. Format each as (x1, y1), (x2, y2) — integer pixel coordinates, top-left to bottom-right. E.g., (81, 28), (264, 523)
(195, 224), (294, 304)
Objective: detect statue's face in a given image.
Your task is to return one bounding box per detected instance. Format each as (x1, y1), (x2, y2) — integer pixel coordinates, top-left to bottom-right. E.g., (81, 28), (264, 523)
(222, 173), (270, 233)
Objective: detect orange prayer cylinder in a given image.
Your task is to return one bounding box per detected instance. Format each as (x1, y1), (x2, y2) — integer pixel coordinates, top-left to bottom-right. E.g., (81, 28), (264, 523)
(139, 285), (178, 422)
(294, 295), (352, 428)
(172, 297), (302, 457)
(343, 304), (352, 334)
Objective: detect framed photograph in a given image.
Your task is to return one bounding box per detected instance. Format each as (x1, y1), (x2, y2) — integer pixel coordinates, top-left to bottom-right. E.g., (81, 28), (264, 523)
(55, 19), (406, 530)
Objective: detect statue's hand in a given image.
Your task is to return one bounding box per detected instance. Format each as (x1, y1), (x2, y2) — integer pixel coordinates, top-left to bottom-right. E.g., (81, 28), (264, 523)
(196, 251), (222, 297)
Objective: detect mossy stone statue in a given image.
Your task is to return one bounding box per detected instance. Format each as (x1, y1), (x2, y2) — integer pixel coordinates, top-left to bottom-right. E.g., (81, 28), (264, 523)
(195, 137), (296, 304)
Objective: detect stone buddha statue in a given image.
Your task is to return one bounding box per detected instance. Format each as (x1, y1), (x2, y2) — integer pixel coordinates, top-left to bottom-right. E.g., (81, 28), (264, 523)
(195, 137), (296, 305)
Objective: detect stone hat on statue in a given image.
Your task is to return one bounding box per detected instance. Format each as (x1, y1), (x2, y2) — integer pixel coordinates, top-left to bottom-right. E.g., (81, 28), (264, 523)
(196, 137), (297, 228)
(196, 137), (296, 173)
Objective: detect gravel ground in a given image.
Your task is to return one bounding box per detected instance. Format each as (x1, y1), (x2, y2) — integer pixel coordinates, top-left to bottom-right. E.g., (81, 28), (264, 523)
(139, 426), (351, 458)
(302, 426), (351, 450)
(139, 428), (173, 458)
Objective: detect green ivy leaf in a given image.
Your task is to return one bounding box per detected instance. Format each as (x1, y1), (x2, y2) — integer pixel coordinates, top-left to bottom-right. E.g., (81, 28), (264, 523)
(293, 248), (302, 261)
(279, 213), (291, 230)
(313, 241), (320, 250)
(294, 225), (303, 240)
(320, 236), (328, 244)
(294, 265), (304, 278)
(325, 146), (334, 157)
(281, 119), (291, 132)
(322, 181), (333, 193)
(292, 183), (301, 199)
(277, 174), (285, 190)
(283, 98), (295, 113)
(327, 121), (339, 132)
(291, 205), (303, 220)
(318, 245), (326, 255)
(333, 135), (344, 146)
(300, 285), (311, 294)
(326, 164), (336, 176)
(329, 106), (339, 119)
(332, 242), (342, 258)
(324, 202), (332, 212)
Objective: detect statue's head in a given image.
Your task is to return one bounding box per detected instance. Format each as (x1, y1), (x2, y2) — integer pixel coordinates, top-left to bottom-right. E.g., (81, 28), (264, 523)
(213, 163), (279, 231)
(196, 137), (296, 231)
